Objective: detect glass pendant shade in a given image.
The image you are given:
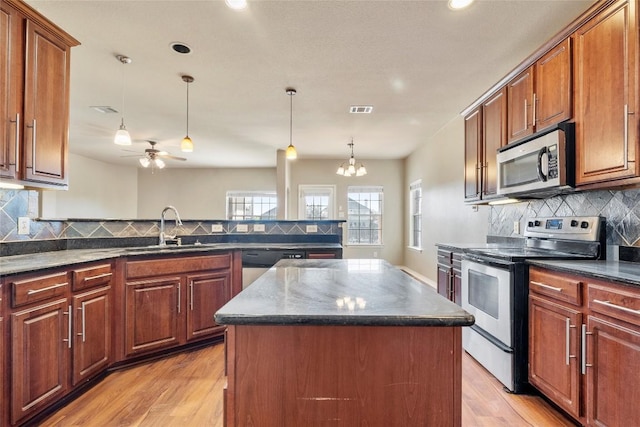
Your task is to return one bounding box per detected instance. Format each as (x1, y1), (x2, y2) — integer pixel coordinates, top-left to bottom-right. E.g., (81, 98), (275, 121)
(356, 164), (367, 176)
(114, 121), (132, 146)
(155, 158), (166, 169)
(139, 157), (150, 167)
(286, 143), (297, 160)
(181, 136), (193, 152)
(336, 164), (345, 175)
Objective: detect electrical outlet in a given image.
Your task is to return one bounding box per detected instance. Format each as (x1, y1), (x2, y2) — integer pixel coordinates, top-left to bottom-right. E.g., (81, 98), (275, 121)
(253, 224), (265, 232)
(306, 224), (318, 233)
(211, 224), (224, 233)
(236, 224), (248, 232)
(17, 217), (30, 235)
(373, 251), (378, 258)
(513, 221), (520, 234)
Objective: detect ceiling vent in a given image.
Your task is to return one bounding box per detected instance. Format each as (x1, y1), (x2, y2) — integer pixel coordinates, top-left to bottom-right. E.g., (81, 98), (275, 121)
(350, 105), (373, 114)
(90, 106), (119, 114)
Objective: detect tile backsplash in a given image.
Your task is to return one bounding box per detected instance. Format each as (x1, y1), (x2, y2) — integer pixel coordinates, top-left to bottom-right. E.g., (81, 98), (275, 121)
(489, 189), (640, 246)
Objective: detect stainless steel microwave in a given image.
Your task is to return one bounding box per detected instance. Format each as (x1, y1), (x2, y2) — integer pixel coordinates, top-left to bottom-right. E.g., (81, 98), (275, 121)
(497, 122), (575, 198)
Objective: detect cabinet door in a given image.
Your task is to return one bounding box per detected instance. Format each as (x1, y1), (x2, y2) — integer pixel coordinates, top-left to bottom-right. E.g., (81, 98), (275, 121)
(23, 19), (70, 185)
(507, 66), (534, 144)
(186, 272), (229, 341)
(125, 277), (182, 356)
(72, 287), (111, 386)
(0, 2), (22, 179)
(464, 108), (482, 201)
(307, 252), (337, 259)
(574, 0), (638, 185)
(452, 269), (462, 306)
(535, 38), (572, 131)
(586, 315), (640, 426)
(11, 299), (70, 425)
(436, 265), (450, 300)
(482, 87), (507, 198)
(529, 295), (582, 419)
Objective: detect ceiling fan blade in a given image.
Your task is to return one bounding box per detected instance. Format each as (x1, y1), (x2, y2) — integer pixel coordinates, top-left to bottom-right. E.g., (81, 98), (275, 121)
(120, 154), (144, 158)
(121, 149), (141, 153)
(161, 154), (187, 161)
(157, 151), (169, 156)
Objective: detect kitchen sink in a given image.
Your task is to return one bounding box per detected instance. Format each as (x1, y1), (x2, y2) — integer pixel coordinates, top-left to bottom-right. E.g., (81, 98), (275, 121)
(124, 243), (217, 253)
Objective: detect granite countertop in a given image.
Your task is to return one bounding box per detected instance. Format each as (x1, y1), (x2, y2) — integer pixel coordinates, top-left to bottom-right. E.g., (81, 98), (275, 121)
(0, 243), (343, 276)
(528, 259), (640, 287)
(215, 259), (475, 327)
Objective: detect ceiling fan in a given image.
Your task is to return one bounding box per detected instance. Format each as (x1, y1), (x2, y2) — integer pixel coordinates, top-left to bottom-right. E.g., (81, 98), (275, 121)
(122, 140), (186, 169)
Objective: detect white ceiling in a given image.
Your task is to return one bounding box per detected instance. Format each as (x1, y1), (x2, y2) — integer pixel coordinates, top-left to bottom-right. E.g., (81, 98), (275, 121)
(27, 0), (596, 169)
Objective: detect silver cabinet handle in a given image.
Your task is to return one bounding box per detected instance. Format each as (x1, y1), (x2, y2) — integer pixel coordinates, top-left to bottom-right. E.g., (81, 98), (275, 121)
(9, 113), (20, 171)
(27, 282), (68, 295)
(78, 303), (86, 343)
(177, 283), (181, 314)
(84, 272), (112, 282)
(593, 299), (640, 315)
(190, 280), (194, 311)
(26, 119), (36, 168)
(63, 304), (72, 349)
(530, 281), (563, 292)
(581, 324), (593, 375)
(532, 93), (537, 125)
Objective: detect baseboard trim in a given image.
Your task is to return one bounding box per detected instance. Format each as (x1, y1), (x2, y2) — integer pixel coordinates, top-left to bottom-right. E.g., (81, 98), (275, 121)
(396, 265), (436, 289)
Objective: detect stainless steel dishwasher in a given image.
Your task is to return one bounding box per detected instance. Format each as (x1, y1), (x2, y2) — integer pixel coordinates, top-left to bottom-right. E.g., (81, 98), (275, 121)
(241, 249), (305, 288)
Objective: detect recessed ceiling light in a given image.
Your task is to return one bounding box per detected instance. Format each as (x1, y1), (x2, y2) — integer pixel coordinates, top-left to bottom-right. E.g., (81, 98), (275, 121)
(350, 106), (373, 114)
(170, 42), (192, 55)
(90, 106), (118, 114)
(448, 0), (474, 10)
(225, 0), (247, 10)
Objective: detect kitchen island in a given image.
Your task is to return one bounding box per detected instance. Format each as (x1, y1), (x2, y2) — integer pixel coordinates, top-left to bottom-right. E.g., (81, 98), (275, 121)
(215, 259), (474, 426)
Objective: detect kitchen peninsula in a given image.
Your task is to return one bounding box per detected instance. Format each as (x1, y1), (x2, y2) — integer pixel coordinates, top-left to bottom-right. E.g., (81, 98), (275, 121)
(215, 259), (474, 426)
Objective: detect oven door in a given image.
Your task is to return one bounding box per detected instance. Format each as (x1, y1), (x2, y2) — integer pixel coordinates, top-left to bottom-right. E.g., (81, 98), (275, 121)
(461, 259), (512, 347)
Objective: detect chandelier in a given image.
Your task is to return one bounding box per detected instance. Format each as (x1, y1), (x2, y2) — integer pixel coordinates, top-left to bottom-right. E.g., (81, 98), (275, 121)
(336, 138), (367, 177)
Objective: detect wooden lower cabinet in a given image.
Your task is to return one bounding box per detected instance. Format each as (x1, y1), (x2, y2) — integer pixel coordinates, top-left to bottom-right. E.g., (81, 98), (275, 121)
(72, 286), (111, 386)
(11, 298), (70, 425)
(186, 273), (229, 341)
(436, 247), (462, 305)
(529, 266), (640, 426)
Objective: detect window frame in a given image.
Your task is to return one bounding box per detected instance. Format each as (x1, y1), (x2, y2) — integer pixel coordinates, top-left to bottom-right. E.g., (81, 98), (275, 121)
(346, 185), (383, 246)
(298, 185), (336, 220)
(226, 191), (278, 220)
(409, 180), (422, 251)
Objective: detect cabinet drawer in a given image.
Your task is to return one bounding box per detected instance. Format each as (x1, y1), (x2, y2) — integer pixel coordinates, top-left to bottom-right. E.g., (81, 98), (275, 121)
(73, 263), (113, 291)
(11, 272), (69, 308)
(437, 250), (452, 265)
(127, 253), (232, 279)
(588, 282), (640, 327)
(452, 253), (463, 271)
(529, 267), (582, 306)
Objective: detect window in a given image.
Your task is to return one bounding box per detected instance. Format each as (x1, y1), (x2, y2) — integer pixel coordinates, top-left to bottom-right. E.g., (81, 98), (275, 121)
(347, 186), (383, 245)
(226, 191), (277, 220)
(299, 185), (335, 220)
(409, 180), (422, 249)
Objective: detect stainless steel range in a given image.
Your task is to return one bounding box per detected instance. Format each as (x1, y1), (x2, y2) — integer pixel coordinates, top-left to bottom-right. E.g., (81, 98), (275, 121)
(461, 216), (605, 393)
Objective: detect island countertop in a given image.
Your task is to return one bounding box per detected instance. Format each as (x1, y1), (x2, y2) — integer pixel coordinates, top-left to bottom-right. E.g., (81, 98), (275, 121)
(215, 258), (475, 327)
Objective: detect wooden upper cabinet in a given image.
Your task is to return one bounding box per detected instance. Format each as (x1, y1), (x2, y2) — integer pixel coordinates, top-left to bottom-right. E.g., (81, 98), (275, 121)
(535, 38), (572, 131)
(507, 39), (572, 145)
(482, 87), (507, 198)
(574, 0), (638, 186)
(0, 0), (78, 188)
(464, 108), (482, 201)
(507, 67), (534, 144)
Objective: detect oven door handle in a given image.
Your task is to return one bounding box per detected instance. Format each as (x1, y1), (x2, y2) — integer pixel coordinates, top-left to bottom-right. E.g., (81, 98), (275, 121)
(537, 147), (548, 182)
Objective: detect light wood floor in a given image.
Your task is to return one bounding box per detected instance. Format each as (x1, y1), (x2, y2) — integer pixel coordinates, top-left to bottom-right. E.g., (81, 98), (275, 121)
(40, 343), (575, 427)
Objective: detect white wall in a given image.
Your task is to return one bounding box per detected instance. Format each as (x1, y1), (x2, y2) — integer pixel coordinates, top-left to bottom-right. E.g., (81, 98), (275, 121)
(403, 116), (489, 283)
(136, 167), (277, 219)
(289, 158), (404, 264)
(40, 153), (138, 218)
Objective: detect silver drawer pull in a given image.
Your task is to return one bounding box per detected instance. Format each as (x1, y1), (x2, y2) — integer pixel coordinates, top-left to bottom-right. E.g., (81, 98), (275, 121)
(593, 299), (640, 315)
(84, 272), (112, 281)
(530, 281), (563, 292)
(27, 282), (68, 295)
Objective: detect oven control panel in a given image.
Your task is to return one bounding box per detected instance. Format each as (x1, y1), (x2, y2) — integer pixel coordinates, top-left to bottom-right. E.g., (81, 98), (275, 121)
(524, 216), (603, 241)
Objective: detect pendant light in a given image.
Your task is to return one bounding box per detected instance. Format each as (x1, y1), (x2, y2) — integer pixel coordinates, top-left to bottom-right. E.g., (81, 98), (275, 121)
(285, 88), (297, 160)
(114, 55), (132, 145)
(181, 75), (194, 152)
(336, 138), (367, 177)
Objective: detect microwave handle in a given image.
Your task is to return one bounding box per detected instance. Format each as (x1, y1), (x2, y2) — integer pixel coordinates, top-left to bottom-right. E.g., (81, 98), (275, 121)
(537, 147), (548, 182)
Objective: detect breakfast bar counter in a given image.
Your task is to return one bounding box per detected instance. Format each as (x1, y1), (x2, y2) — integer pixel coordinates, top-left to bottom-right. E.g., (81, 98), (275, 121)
(215, 259), (474, 426)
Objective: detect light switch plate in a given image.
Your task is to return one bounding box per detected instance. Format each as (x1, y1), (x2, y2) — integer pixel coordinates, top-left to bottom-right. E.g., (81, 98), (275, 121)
(211, 224), (224, 233)
(17, 217), (30, 235)
(236, 224), (248, 232)
(513, 221), (520, 234)
(254, 224), (265, 232)
(306, 224), (318, 233)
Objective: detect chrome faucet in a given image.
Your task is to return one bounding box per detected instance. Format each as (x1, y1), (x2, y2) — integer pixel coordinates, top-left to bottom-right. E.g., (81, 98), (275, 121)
(159, 205), (183, 245)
